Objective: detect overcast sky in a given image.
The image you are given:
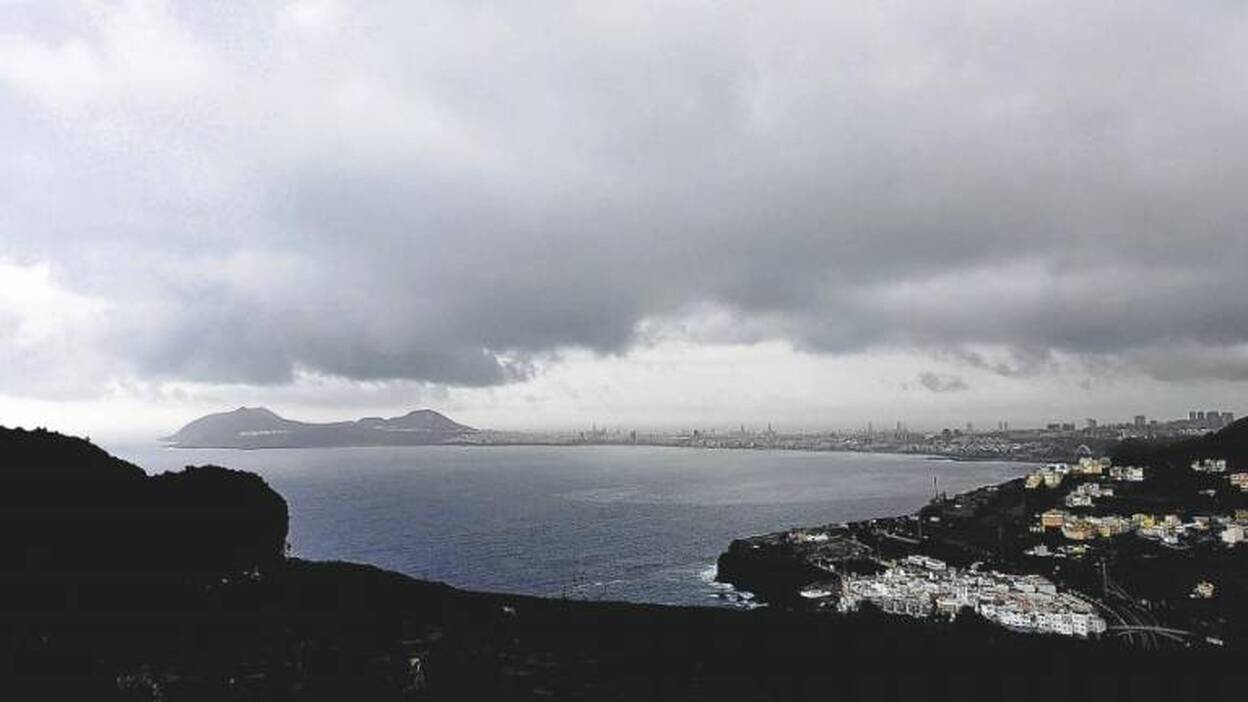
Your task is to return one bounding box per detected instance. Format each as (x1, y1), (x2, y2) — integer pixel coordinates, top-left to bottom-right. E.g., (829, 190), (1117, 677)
(2, 1), (1247, 441)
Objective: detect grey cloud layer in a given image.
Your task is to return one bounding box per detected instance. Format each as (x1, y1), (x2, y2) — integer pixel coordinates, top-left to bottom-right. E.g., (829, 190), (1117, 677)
(918, 372), (969, 394)
(2, 1), (1247, 392)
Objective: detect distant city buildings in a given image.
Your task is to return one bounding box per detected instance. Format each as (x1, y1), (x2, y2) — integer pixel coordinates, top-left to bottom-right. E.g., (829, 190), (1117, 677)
(1030, 408), (1237, 442)
(535, 407), (1238, 464)
(1186, 410), (1235, 430)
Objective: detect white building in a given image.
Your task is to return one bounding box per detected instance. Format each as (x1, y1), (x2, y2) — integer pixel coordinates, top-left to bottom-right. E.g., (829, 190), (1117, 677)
(1192, 459), (1228, 473)
(839, 563), (1106, 638)
(1221, 524), (1245, 545)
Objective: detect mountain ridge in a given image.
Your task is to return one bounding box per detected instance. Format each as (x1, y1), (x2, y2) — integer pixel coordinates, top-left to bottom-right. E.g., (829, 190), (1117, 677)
(163, 406), (476, 448)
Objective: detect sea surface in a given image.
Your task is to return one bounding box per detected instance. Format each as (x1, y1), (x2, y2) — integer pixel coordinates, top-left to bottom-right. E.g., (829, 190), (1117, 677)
(108, 444), (1028, 607)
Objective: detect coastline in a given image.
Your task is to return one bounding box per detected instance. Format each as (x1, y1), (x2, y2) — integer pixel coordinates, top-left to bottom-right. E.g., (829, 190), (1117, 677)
(713, 441), (1248, 651)
(160, 438), (1047, 464)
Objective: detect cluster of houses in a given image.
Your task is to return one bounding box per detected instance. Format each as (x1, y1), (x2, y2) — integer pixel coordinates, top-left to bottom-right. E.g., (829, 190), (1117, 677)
(1035, 507), (1248, 547)
(1023, 454), (1248, 548)
(1064, 481), (1114, 508)
(1023, 542), (1088, 559)
(804, 451), (1244, 640)
(836, 556), (1107, 638)
(1188, 457), (1248, 491)
(1192, 458), (1228, 473)
(1024, 458), (1144, 490)
(1035, 510), (1132, 541)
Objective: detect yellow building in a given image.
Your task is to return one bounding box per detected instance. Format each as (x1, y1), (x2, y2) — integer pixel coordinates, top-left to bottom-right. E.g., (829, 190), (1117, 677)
(1077, 457), (1107, 475)
(1095, 518), (1128, 538)
(1062, 521), (1097, 541)
(1041, 510), (1066, 529)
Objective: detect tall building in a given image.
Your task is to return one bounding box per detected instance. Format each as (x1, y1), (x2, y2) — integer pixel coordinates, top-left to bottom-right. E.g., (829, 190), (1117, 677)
(1134, 415), (1146, 428)
(1190, 411), (1199, 422)
(1086, 418), (1097, 429)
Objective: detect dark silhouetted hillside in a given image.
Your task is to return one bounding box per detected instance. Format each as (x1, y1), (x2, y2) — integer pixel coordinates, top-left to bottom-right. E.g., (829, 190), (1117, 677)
(1113, 417), (1248, 471)
(0, 426), (287, 574)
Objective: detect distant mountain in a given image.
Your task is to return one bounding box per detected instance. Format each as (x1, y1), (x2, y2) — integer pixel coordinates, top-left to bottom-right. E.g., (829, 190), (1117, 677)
(163, 407), (477, 448)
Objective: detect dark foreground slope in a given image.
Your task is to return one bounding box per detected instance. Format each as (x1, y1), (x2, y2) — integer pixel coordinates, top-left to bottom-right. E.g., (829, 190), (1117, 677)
(2, 427), (1244, 700)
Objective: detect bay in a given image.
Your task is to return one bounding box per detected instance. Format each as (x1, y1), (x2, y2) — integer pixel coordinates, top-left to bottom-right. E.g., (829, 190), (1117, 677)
(108, 444), (1027, 606)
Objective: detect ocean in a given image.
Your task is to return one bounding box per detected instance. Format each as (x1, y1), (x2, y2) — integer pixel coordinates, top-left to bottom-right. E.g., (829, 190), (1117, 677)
(108, 444), (1027, 606)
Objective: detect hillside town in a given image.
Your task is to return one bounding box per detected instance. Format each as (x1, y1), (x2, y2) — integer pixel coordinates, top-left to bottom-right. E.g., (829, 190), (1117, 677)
(1025, 457), (1248, 549)
(718, 424), (1248, 648)
(835, 556), (1107, 638)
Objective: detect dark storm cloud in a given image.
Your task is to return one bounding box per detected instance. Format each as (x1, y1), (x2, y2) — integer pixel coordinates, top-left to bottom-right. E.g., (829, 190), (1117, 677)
(3, 1), (1248, 392)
